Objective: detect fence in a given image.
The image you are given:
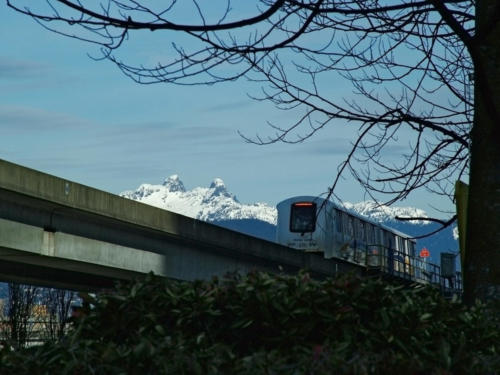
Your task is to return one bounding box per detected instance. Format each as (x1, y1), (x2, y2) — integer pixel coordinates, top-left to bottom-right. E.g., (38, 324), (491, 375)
(364, 246), (462, 295)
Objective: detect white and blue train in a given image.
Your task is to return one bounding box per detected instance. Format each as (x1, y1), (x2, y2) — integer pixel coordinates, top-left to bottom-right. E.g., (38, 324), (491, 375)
(276, 196), (432, 282)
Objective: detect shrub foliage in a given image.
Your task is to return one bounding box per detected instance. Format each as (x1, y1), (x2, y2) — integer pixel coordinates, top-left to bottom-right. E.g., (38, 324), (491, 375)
(1, 272), (498, 374)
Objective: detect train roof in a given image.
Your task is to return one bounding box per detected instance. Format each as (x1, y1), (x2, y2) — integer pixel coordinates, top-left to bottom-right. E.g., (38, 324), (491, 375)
(277, 196), (416, 242)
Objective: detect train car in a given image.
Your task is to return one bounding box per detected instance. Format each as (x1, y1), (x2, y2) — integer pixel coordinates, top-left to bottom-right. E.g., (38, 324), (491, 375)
(276, 196), (417, 277)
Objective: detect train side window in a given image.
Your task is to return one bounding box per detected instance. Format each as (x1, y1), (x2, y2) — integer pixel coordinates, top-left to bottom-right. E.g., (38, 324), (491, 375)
(342, 213), (349, 235)
(290, 202), (317, 233)
(397, 236), (405, 253)
(352, 217), (359, 238)
(348, 216), (354, 237)
(354, 219), (363, 240)
(335, 209), (343, 232)
(366, 224), (374, 244)
(353, 218), (360, 238)
(384, 231), (393, 249)
(374, 227), (381, 246)
(360, 221), (366, 242)
(389, 234), (396, 250)
(408, 240), (416, 257)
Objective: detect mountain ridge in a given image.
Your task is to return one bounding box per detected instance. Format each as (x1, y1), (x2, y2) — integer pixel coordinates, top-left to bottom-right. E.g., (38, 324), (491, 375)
(120, 175), (277, 224)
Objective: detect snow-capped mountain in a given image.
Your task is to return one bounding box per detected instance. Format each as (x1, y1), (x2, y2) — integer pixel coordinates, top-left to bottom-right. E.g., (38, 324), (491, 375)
(120, 175), (277, 224)
(342, 201), (429, 225)
(121, 175), (458, 262)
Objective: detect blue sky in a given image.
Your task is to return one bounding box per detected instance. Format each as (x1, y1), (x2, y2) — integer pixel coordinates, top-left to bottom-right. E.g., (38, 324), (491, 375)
(0, 3), (455, 215)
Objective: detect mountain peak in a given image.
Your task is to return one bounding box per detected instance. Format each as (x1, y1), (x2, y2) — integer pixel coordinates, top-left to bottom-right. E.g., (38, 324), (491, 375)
(208, 178), (233, 199)
(209, 178), (225, 189)
(163, 174), (186, 193)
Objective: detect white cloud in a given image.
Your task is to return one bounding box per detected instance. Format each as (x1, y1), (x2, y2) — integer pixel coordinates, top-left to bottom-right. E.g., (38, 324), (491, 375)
(0, 57), (48, 79)
(0, 106), (90, 132)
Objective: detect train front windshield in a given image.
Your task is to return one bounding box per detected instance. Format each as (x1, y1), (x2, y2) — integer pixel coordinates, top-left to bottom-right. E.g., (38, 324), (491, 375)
(290, 202), (317, 233)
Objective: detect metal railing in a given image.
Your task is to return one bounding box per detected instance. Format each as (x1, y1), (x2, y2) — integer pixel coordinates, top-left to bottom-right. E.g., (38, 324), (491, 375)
(362, 246), (462, 295)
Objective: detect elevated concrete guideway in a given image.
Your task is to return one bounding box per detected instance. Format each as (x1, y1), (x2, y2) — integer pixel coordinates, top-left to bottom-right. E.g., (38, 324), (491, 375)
(0, 159), (361, 290)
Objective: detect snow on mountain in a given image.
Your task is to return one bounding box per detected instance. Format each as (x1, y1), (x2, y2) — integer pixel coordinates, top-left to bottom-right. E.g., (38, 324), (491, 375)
(342, 201), (429, 225)
(120, 175), (277, 224)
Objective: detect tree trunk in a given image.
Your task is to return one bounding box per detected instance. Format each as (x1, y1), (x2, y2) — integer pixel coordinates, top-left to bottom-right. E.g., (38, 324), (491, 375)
(464, 0), (500, 304)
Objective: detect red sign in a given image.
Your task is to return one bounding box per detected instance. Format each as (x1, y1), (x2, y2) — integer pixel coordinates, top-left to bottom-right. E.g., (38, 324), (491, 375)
(420, 248), (430, 257)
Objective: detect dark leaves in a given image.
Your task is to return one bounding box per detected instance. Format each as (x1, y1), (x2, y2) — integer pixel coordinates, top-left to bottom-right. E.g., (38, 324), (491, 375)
(1, 271), (498, 374)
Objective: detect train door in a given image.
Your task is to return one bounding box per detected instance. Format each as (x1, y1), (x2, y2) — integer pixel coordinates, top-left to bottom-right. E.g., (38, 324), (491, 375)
(385, 231), (395, 274)
(406, 239), (416, 277)
(339, 213), (354, 260)
(347, 215), (355, 261)
(333, 208), (344, 258)
(395, 236), (406, 273)
(373, 227), (383, 268)
(354, 219), (366, 264)
(322, 204), (336, 258)
(366, 223), (379, 267)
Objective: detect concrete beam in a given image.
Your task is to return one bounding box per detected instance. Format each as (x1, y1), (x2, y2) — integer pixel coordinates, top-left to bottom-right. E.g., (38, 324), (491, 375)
(0, 217), (166, 285)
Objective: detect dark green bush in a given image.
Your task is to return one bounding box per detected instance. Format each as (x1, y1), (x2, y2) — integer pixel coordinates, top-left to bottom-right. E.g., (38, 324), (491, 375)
(1, 272), (498, 374)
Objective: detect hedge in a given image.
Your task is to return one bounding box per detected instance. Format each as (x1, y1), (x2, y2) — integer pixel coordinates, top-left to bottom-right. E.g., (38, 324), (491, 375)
(1, 271), (498, 374)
